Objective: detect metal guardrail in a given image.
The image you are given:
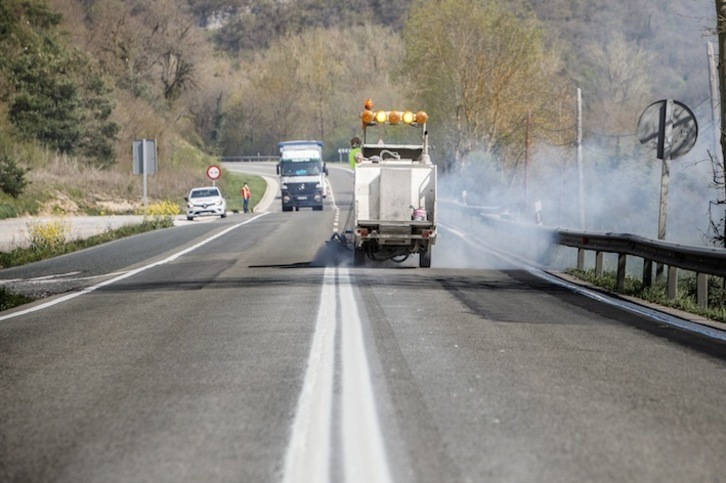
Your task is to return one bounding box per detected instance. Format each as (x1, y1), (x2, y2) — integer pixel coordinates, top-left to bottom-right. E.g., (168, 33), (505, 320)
(441, 200), (726, 308)
(220, 156), (279, 162)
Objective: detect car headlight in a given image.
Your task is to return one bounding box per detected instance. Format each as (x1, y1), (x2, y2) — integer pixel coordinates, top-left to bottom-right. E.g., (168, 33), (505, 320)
(215, 199), (223, 206)
(186, 202), (193, 208)
(281, 183), (288, 189)
(315, 183), (322, 189)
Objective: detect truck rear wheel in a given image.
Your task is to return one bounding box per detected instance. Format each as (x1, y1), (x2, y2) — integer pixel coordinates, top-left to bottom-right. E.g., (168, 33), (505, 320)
(419, 247), (432, 268)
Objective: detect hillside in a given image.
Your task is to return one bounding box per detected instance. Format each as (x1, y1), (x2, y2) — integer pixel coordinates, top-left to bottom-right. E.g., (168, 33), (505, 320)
(0, 0), (719, 237)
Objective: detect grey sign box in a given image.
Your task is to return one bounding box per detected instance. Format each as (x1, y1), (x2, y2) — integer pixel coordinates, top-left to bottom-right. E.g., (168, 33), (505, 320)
(133, 139), (157, 174)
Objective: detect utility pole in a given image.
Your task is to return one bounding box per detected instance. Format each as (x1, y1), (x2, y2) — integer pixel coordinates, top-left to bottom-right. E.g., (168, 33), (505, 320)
(576, 88), (585, 229)
(524, 111), (530, 216)
(655, 99), (674, 283)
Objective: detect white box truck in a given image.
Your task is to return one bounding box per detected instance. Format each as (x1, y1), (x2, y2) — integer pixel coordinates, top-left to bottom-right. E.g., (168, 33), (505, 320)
(352, 101), (437, 267)
(277, 140), (328, 211)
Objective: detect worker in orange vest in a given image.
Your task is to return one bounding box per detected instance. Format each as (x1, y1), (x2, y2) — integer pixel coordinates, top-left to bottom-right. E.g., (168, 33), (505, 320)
(241, 182), (252, 213)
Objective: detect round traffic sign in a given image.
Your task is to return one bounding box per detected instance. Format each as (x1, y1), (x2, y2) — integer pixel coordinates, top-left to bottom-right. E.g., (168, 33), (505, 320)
(637, 99), (698, 160)
(206, 165), (221, 180)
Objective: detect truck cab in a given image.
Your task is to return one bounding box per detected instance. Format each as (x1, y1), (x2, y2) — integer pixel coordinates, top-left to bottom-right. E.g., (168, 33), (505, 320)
(277, 140), (327, 211)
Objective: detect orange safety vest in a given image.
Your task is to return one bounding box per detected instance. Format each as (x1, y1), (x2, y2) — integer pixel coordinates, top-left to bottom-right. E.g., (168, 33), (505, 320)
(242, 186), (251, 199)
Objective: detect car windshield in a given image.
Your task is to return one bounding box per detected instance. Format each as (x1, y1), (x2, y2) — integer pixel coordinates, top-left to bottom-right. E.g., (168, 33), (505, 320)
(190, 189), (220, 198)
(280, 160), (321, 176)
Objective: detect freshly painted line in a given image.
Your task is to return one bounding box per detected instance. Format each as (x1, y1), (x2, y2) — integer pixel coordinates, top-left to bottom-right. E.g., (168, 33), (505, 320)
(282, 267), (337, 483)
(328, 179), (340, 234)
(0, 214), (269, 322)
(442, 223), (726, 342)
(339, 267), (393, 483)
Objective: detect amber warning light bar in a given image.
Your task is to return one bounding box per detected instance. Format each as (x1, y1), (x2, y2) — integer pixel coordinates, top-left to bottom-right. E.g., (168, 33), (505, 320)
(360, 99), (428, 127)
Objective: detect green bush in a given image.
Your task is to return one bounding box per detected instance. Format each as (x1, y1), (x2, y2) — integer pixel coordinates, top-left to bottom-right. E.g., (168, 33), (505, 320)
(1, 0), (118, 167)
(26, 218), (70, 252)
(0, 204), (18, 219)
(0, 154), (30, 198)
(567, 268), (726, 324)
(0, 287), (35, 312)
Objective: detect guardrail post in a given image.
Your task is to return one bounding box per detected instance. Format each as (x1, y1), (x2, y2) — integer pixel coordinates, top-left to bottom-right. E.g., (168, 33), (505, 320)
(667, 266), (678, 300)
(577, 248), (585, 271)
(697, 273), (708, 308)
(595, 251), (604, 277)
(617, 253), (626, 290)
(642, 259), (653, 288)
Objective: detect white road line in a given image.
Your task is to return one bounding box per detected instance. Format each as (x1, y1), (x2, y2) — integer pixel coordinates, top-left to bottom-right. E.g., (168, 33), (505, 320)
(282, 267), (337, 483)
(282, 267), (392, 483)
(339, 267), (393, 483)
(328, 178), (340, 234)
(0, 214), (269, 322)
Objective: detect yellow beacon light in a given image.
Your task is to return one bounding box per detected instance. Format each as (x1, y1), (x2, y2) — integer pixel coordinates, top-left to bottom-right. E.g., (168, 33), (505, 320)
(360, 100), (430, 126)
(361, 109), (375, 125)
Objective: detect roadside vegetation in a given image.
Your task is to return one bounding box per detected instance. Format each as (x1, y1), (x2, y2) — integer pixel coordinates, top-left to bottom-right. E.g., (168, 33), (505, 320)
(0, 204), (177, 310)
(0, 202), (178, 270)
(567, 269), (726, 324)
(0, 288), (34, 312)
(0, 168), (265, 271)
(221, 172), (266, 214)
(0, 171), (265, 311)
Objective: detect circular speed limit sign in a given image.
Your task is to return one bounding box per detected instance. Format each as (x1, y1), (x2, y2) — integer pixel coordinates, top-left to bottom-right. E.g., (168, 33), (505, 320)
(206, 165), (221, 180)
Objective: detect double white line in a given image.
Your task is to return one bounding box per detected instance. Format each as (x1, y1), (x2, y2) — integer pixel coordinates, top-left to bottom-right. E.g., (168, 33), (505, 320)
(283, 266), (392, 483)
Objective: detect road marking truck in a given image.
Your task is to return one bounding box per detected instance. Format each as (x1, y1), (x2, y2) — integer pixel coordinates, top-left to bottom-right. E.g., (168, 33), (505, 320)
(277, 140), (328, 211)
(351, 100), (437, 267)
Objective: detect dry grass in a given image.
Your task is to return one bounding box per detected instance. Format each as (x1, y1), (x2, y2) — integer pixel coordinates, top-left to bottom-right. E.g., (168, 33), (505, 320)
(17, 135), (221, 216)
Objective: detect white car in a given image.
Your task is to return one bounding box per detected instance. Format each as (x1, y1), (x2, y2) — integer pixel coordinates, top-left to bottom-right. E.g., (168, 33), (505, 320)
(185, 187), (227, 220)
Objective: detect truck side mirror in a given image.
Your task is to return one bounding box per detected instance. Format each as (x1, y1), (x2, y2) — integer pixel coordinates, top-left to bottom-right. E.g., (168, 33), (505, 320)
(324, 163), (328, 176)
(276, 164), (280, 175)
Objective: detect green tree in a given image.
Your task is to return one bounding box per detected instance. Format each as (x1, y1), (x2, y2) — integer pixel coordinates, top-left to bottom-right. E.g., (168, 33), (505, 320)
(0, 153), (30, 198)
(220, 25), (405, 158)
(401, 0), (568, 171)
(0, 0), (119, 166)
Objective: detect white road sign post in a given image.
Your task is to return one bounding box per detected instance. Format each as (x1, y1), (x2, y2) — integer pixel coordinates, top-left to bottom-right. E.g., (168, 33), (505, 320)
(133, 139), (157, 208)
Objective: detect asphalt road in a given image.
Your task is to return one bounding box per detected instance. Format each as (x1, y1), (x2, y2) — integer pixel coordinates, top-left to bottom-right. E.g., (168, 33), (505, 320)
(1, 163), (725, 482)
